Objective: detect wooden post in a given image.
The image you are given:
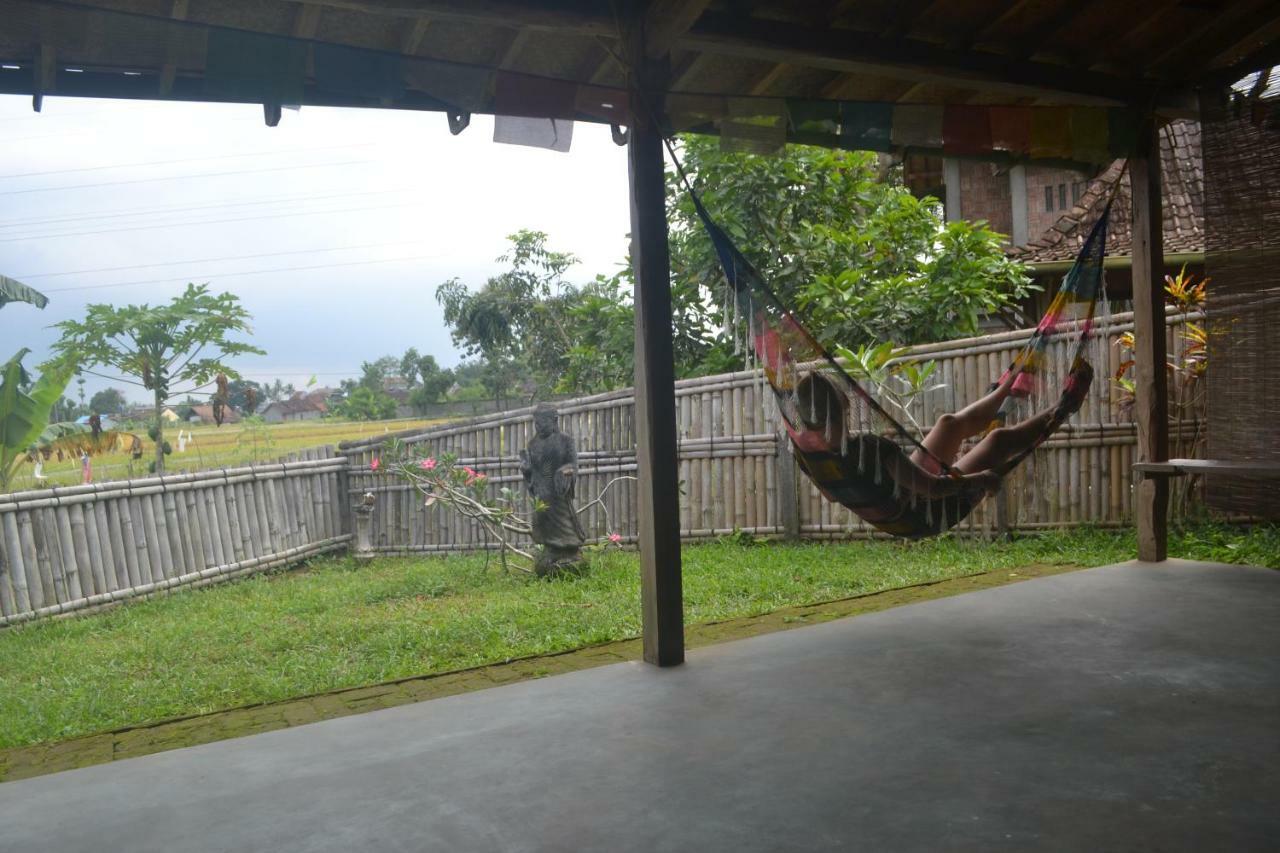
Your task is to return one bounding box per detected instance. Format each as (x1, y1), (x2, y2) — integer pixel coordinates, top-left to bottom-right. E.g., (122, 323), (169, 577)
(1130, 114), (1169, 562)
(628, 27), (684, 667)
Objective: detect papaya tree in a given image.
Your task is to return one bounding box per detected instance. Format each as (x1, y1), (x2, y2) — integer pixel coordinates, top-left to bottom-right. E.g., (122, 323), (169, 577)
(49, 284), (264, 473)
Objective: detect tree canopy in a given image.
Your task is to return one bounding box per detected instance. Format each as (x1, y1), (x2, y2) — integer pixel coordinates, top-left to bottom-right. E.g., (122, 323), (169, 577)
(49, 284), (263, 472)
(434, 137), (1033, 398)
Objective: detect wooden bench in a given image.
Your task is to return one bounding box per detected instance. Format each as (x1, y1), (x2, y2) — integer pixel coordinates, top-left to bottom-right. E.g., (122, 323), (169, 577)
(1133, 459), (1280, 478)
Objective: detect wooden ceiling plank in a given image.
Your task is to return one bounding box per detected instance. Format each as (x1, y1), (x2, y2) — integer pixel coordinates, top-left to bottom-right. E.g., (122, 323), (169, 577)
(1147, 0), (1280, 76)
(643, 0), (714, 58)
(289, 0), (616, 36)
(670, 53), (710, 91)
(401, 17), (431, 55)
(748, 63), (789, 96)
(953, 0), (1038, 50)
(495, 28), (531, 71)
(293, 3), (323, 38)
(680, 11), (1153, 105)
(1007, 0), (1105, 62)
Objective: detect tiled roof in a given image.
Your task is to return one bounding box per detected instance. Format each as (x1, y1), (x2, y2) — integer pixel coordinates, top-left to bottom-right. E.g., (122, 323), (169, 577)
(1009, 120), (1203, 265)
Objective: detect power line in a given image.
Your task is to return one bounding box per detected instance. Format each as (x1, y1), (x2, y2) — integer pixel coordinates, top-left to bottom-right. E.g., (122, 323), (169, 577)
(40, 253), (442, 293)
(0, 158), (370, 196)
(0, 141), (374, 180)
(0, 200), (417, 243)
(0, 187), (414, 230)
(16, 240), (421, 279)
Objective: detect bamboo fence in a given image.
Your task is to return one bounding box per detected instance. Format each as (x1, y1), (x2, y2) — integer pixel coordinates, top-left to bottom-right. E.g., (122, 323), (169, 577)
(340, 308), (1200, 553)
(0, 309), (1199, 626)
(0, 447), (349, 627)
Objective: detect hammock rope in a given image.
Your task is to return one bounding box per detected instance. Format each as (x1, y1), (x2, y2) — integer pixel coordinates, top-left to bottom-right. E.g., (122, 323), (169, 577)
(662, 133), (1120, 537)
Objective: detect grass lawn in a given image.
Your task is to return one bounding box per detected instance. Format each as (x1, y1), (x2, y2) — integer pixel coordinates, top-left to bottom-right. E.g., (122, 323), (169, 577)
(9, 416), (447, 491)
(0, 524), (1275, 749)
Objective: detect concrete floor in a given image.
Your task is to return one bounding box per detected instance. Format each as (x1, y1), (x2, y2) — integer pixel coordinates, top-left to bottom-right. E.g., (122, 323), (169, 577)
(2, 559), (1277, 853)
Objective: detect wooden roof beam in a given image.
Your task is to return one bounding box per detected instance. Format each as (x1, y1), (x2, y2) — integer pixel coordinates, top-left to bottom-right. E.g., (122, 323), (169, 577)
(288, 0), (615, 36)
(680, 11), (1160, 106)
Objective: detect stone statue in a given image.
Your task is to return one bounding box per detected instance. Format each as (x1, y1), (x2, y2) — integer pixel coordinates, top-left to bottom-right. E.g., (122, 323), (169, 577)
(520, 404), (586, 577)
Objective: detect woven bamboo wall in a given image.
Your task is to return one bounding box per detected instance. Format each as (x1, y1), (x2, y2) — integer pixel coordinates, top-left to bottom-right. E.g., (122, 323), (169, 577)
(342, 309), (1197, 551)
(0, 449), (349, 627)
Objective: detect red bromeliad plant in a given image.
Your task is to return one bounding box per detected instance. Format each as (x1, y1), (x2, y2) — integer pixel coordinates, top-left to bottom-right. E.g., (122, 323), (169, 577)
(376, 439), (633, 575)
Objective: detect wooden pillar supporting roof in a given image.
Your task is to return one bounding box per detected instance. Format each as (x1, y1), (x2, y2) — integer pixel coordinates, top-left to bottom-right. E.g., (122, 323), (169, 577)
(627, 12), (684, 666)
(1129, 114), (1170, 562)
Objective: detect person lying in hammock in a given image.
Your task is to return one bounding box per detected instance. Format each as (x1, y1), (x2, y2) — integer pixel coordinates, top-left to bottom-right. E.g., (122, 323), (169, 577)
(788, 359), (1093, 520)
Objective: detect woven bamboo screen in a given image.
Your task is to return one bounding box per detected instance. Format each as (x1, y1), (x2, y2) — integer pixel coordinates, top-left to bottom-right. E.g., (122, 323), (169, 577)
(1201, 91), (1280, 518)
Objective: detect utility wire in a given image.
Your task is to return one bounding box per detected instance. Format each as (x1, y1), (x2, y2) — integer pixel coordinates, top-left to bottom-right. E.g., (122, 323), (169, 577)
(0, 200), (416, 243)
(16, 240), (422, 279)
(0, 158), (370, 196)
(0, 187), (415, 230)
(40, 253), (441, 293)
(0, 141), (374, 180)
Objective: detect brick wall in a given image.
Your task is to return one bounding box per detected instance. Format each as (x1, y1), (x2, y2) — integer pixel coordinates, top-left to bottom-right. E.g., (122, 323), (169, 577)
(956, 161), (1012, 237)
(1024, 166), (1091, 237)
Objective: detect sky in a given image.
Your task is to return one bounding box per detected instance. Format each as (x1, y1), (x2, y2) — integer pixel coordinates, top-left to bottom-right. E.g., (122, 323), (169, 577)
(0, 95), (633, 403)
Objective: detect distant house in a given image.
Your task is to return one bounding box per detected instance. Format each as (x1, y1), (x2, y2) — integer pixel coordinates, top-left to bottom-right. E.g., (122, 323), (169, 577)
(123, 406), (180, 423)
(261, 390), (330, 423)
(906, 119), (1204, 319)
(186, 404), (242, 425)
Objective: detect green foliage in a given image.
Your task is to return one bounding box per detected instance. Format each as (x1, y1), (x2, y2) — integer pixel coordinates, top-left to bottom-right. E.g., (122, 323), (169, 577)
(48, 284), (263, 473)
(88, 387), (128, 415)
(0, 349), (75, 491)
(669, 135), (1035, 356)
(436, 230), (580, 400)
(400, 348), (454, 411)
(833, 341), (945, 431)
(0, 275), (48, 311)
(331, 386), (397, 421)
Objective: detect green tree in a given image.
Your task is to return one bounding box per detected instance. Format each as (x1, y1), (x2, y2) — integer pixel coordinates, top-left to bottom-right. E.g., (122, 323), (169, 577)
(88, 387), (128, 415)
(666, 135), (1035, 356)
(49, 284), (264, 473)
(400, 348), (454, 412)
(332, 386), (397, 421)
(225, 379), (263, 414)
(436, 230), (579, 402)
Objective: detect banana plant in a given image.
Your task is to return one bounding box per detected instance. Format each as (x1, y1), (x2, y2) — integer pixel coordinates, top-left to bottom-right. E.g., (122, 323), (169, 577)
(1, 349), (75, 492)
(0, 275), (49, 311)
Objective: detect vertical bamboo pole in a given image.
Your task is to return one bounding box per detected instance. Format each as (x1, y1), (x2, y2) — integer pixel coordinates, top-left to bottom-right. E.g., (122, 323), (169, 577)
(20, 511), (51, 608)
(3, 512), (29, 614)
(56, 504), (83, 601)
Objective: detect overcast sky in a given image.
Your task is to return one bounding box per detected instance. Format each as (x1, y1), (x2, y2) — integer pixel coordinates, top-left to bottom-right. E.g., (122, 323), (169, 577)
(0, 95), (633, 403)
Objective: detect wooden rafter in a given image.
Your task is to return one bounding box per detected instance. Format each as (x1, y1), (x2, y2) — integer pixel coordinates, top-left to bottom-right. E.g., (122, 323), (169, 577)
(293, 3), (322, 38)
(642, 0), (713, 58)
(401, 18), (431, 55)
(681, 11), (1150, 105)
(1006, 0), (1105, 62)
(158, 0), (189, 96)
(1149, 0), (1280, 78)
(289, 0), (615, 35)
(748, 63), (789, 97)
(952, 0), (1038, 51)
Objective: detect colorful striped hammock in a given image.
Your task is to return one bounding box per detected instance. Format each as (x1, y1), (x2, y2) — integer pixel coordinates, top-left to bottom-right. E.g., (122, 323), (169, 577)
(685, 169), (1111, 539)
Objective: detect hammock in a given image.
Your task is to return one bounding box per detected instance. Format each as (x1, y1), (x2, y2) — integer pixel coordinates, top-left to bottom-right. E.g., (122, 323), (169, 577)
(680, 159), (1112, 539)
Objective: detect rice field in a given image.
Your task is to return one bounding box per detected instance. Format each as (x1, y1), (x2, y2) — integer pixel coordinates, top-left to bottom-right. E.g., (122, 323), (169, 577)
(8, 416), (449, 492)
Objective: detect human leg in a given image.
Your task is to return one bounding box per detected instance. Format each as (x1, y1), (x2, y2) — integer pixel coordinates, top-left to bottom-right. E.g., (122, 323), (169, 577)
(912, 369), (1019, 469)
(952, 359), (1094, 474)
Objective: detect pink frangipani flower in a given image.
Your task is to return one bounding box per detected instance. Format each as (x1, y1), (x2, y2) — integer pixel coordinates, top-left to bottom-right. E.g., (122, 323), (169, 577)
(369, 457), (381, 472)
(420, 457), (437, 471)
(608, 532), (622, 544)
